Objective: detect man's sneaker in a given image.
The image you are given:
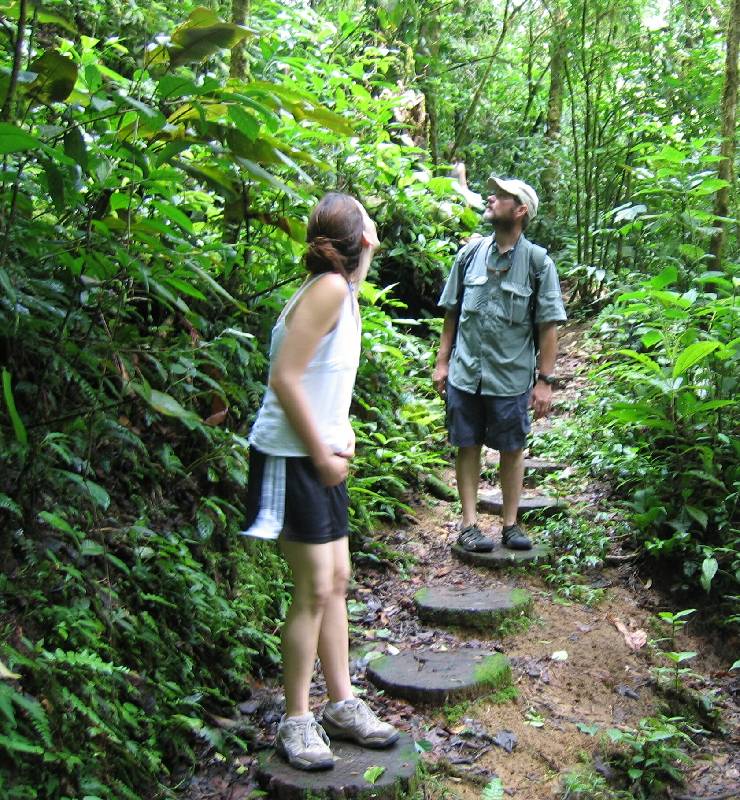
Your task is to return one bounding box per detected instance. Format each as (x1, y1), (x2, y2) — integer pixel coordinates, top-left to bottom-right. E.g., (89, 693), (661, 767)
(457, 523), (495, 552)
(321, 698), (400, 748)
(275, 714), (334, 771)
(501, 523), (532, 550)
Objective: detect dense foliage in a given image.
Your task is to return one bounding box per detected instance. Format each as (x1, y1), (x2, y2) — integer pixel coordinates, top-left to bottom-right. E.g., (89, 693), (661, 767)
(0, 0), (737, 797)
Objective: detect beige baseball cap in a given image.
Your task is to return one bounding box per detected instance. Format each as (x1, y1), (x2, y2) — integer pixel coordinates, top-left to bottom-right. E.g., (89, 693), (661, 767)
(487, 175), (539, 220)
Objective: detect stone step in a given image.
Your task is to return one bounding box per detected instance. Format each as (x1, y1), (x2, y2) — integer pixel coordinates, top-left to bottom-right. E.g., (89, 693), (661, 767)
(414, 586), (533, 633)
(366, 649), (511, 706)
(478, 490), (567, 517)
(487, 455), (566, 475)
(256, 734), (419, 799)
(452, 542), (550, 569)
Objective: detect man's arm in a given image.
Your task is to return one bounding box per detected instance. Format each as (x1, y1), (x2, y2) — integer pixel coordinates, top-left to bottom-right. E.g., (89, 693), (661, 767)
(530, 322), (558, 419)
(433, 310), (458, 395)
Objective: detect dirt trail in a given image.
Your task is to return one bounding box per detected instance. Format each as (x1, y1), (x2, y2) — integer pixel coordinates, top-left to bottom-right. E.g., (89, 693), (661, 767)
(187, 322), (739, 800)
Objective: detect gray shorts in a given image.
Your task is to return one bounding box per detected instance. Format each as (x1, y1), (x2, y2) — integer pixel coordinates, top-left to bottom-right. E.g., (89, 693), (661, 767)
(446, 383), (531, 452)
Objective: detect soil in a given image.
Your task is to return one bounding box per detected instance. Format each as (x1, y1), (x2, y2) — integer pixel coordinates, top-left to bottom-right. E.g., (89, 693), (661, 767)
(185, 322), (740, 800)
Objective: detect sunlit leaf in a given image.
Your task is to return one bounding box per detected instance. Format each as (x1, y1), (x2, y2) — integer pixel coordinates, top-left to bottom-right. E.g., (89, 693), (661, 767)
(672, 340), (720, 377)
(363, 765), (385, 784)
(2, 368), (27, 445)
(700, 557), (718, 593)
(0, 123), (41, 155)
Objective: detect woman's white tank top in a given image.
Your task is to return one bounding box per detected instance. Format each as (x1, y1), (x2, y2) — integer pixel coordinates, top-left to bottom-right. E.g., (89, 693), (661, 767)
(249, 275), (360, 457)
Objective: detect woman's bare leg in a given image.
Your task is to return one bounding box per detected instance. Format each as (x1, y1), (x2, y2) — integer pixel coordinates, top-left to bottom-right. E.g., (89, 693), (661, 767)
(280, 539), (335, 717)
(316, 537), (353, 702)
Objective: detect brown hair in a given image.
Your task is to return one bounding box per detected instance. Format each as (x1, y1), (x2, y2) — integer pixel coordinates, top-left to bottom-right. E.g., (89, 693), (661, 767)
(305, 193), (364, 280)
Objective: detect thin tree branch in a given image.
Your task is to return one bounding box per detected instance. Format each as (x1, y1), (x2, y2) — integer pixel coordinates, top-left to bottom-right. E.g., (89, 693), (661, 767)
(0, 0), (28, 122)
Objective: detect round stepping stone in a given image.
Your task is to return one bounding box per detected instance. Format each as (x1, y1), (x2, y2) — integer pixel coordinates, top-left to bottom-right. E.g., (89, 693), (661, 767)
(414, 586), (533, 632)
(256, 734), (419, 799)
(478, 490), (567, 517)
(366, 649), (511, 705)
(488, 455), (566, 475)
(452, 542), (550, 569)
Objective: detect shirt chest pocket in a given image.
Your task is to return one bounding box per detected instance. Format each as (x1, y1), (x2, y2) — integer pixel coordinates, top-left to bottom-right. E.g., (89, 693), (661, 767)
(461, 274), (488, 314)
(500, 280), (533, 324)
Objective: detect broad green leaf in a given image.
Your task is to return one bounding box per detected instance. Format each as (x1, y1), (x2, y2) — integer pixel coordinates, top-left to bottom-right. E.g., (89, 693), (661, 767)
(131, 382), (201, 426)
(2, 368), (27, 445)
(178, 161), (238, 199)
(0, 123), (41, 155)
(63, 127), (88, 171)
(228, 106), (260, 141)
(690, 178), (730, 196)
(730, 660), (740, 670)
(685, 506), (708, 529)
(649, 266), (677, 290)
(700, 557), (718, 593)
(26, 51), (77, 104)
(236, 157), (301, 200)
(162, 277), (207, 301)
(61, 472), (111, 510)
(170, 21), (251, 67)
(640, 329), (663, 348)
(3, 2), (77, 33)
(672, 341), (720, 377)
(151, 201), (193, 233)
(43, 159), (65, 212)
(664, 651), (697, 663)
(363, 765), (385, 784)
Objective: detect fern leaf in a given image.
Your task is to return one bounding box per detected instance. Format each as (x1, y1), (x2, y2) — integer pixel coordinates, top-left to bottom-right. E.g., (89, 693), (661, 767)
(481, 777), (504, 800)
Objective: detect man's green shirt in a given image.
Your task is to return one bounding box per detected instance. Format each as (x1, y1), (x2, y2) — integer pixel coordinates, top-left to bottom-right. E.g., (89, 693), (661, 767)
(438, 234), (567, 397)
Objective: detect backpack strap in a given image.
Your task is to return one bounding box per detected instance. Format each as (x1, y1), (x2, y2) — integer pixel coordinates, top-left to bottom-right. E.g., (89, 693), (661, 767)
(452, 237), (486, 350)
(528, 242), (547, 356)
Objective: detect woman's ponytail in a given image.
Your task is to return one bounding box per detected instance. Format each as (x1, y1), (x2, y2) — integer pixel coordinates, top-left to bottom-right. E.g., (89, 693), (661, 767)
(305, 193), (364, 280)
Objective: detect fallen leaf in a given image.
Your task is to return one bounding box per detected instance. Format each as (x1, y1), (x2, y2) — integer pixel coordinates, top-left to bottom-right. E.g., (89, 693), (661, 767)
(492, 729), (517, 752)
(551, 650), (568, 662)
(609, 616), (647, 651)
(364, 765), (385, 784)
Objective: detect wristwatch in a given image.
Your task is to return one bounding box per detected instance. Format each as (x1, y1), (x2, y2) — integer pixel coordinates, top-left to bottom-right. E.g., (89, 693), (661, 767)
(537, 373), (557, 386)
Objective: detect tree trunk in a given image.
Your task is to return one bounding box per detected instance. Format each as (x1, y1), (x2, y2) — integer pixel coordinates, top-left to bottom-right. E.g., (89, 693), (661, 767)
(710, 0), (739, 268)
(1, 0), (28, 122)
(230, 0), (249, 80)
(541, 2), (566, 208)
(449, 0), (519, 160)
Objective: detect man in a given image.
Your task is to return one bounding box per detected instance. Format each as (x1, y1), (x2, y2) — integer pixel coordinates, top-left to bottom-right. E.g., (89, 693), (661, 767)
(433, 175), (567, 552)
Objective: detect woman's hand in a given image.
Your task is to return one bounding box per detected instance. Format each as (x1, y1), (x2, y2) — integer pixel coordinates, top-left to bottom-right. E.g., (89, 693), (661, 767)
(314, 452), (350, 487)
(335, 425), (356, 460)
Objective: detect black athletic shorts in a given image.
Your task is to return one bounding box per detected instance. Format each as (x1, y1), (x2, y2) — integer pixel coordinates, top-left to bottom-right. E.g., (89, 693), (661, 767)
(446, 383), (531, 452)
(244, 446), (349, 544)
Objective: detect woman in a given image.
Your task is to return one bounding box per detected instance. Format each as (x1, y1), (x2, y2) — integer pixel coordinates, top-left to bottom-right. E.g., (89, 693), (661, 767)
(242, 193), (399, 771)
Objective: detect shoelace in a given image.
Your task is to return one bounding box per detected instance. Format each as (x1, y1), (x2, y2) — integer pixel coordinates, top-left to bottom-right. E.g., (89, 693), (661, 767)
(303, 719), (326, 748)
(348, 700), (376, 730)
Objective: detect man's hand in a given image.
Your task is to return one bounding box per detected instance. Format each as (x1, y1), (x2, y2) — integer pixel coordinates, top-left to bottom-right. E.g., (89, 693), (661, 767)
(530, 381), (553, 419)
(433, 361), (449, 396)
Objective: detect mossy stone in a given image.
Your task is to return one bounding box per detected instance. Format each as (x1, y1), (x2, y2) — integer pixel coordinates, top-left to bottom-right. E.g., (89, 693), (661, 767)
(413, 586), (533, 633)
(451, 542), (550, 569)
(256, 734), (419, 799)
(366, 649), (512, 706)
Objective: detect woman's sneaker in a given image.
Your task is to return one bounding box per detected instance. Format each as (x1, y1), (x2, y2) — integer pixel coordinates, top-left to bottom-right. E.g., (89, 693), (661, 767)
(321, 699), (400, 748)
(275, 713), (334, 770)
(456, 523), (494, 552)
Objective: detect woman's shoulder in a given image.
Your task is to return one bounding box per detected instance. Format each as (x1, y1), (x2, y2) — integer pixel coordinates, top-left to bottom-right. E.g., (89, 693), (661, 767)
(302, 271), (348, 306)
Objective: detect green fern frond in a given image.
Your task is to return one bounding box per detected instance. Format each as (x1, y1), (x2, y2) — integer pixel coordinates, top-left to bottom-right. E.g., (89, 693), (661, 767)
(481, 777), (504, 800)
(0, 494), (22, 518)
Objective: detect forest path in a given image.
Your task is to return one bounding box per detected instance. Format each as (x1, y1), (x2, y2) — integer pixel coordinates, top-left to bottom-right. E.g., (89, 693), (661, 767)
(186, 321), (739, 800)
